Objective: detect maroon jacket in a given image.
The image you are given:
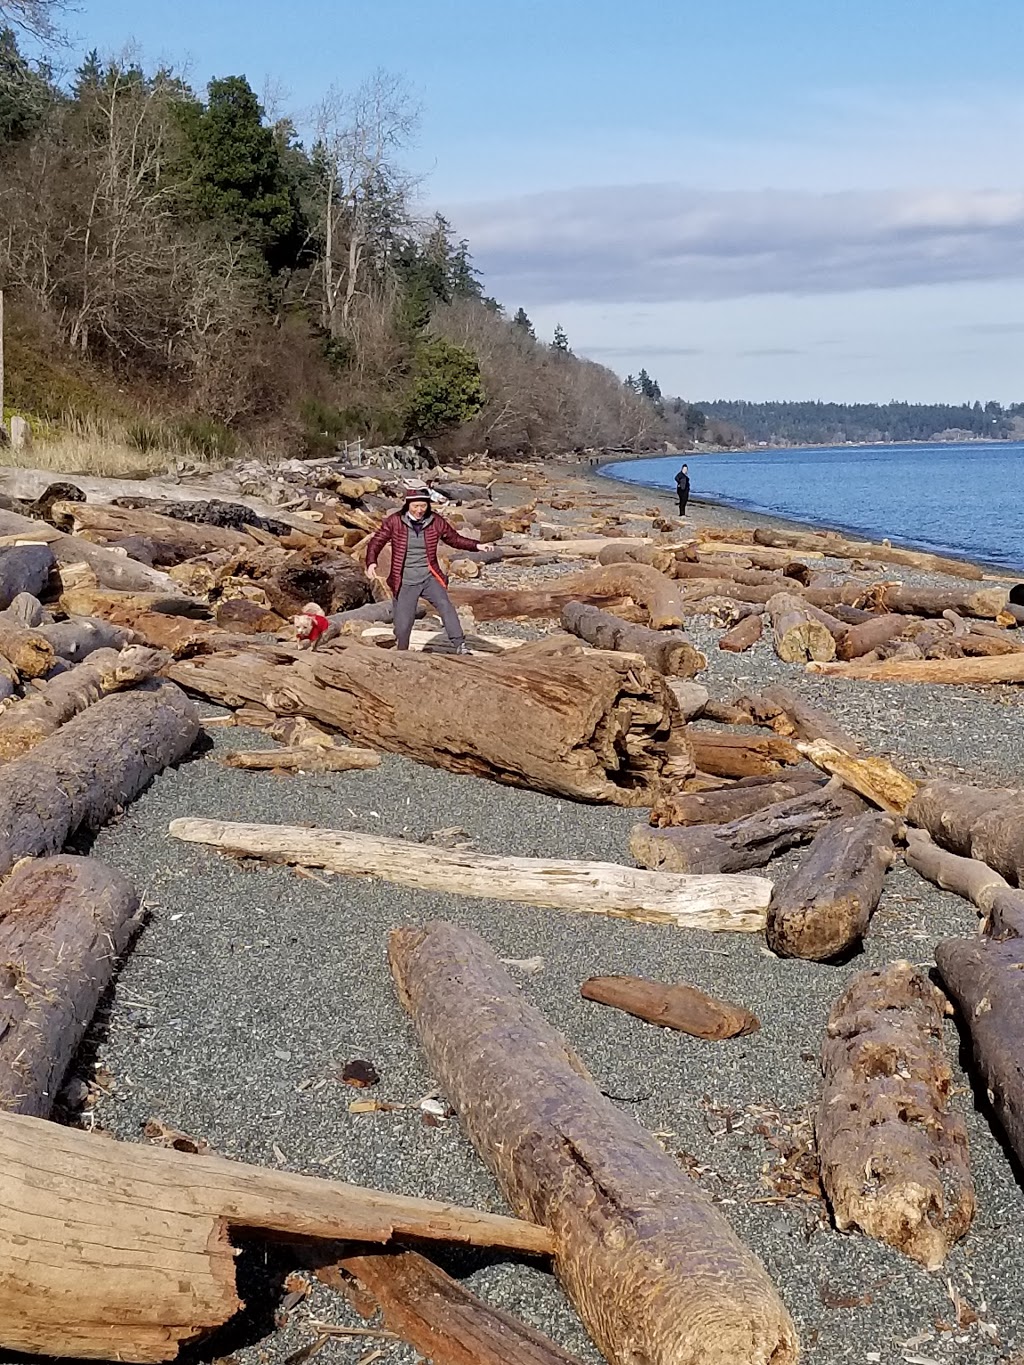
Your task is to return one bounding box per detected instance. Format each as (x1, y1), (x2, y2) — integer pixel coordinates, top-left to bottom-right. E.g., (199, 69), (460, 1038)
(366, 511), (479, 596)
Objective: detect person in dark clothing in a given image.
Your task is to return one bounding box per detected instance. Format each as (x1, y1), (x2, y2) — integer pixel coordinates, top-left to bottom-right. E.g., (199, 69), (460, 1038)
(675, 463), (690, 516)
(364, 485), (492, 653)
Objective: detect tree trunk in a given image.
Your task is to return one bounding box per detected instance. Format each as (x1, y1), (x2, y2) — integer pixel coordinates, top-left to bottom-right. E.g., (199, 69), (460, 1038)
(808, 653), (1024, 684)
(0, 620), (54, 677)
(38, 615), (133, 662)
(0, 857), (141, 1116)
(58, 586), (229, 655)
(767, 591), (836, 663)
(168, 645), (683, 806)
(580, 975), (760, 1040)
(665, 679), (709, 720)
(718, 613), (763, 652)
(169, 819), (773, 932)
(754, 526), (983, 579)
(904, 828), (1024, 939)
(816, 961), (974, 1270)
(796, 739), (918, 815)
(221, 744), (381, 773)
(0, 645), (169, 760)
(907, 780), (1024, 885)
(835, 613), (910, 660)
(688, 729), (801, 779)
(648, 771), (826, 828)
(0, 1107), (552, 1364)
(766, 811), (897, 960)
(388, 922), (799, 1365)
(0, 544), (55, 609)
(630, 783), (859, 875)
(0, 508), (180, 594)
(0, 682), (198, 877)
(759, 685), (860, 753)
(561, 602), (706, 677)
(862, 582), (1007, 619)
(452, 563), (687, 629)
(54, 500), (258, 555)
(214, 598), (287, 634)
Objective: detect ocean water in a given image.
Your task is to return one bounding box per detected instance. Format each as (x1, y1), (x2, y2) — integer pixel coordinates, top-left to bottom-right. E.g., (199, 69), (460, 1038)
(602, 441), (1024, 572)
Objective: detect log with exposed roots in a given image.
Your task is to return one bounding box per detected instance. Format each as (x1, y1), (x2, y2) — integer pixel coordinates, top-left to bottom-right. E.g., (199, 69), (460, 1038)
(0, 857), (141, 1116)
(580, 975), (760, 1039)
(816, 961), (974, 1270)
(766, 811), (897, 960)
(0, 681), (199, 877)
(560, 601), (706, 676)
(388, 922), (799, 1365)
(767, 591), (837, 663)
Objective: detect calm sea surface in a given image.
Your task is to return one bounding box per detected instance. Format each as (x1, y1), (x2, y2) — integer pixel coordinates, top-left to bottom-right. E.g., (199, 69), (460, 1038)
(602, 441), (1024, 572)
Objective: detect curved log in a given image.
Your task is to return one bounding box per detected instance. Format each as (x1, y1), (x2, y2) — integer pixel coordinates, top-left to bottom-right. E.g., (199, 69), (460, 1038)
(904, 829), (1024, 939)
(561, 602), (706, 677)
(389, 922), (798, 1365)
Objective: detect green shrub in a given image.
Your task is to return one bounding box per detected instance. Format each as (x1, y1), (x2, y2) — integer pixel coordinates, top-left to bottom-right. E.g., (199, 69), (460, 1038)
(173, 416), (237, 460)
(402, 339), (483, 439)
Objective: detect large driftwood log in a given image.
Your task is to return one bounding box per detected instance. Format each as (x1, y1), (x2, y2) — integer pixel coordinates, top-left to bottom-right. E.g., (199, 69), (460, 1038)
(767, 591), (837, 663)
(0, 508), (179, 593)
(718, 613), (763, 652)
(834, 613), (909, 660)
(0, 1108), (552, 1364)
(753, 526), (983, 579)
(797, 739), (918, 815)
(904, 829), (1024, 939)
(452, 563), (687, 629)
(0, 619), (54, 677)
(169, 819), (773, 931)
(0, 544), (55, 609)
(54, 499), (258, 554)
(907, 779), (1023, 883)
(0, 645), (170, 760)
(388, 923), (798, 1365)
(808, 653), (1024, 684)
(766, 811), (897, 960)
(561, 602), (706, 677)
(862, 581), (1007, 619)
(38, 615), (133, 662)
(0, 682), (198, 877)
(168, 645), (684, 805)
(0, 858), (141, 1116)
(580, 975), (760, 1039)
(630, 783), (859, 875)
(688, 729), (801, 779)
(935, 935), (1024, 1169)
(648, 771), (825, 828)
(58, 586), (231, 655)
(816, 961), (974, 1269)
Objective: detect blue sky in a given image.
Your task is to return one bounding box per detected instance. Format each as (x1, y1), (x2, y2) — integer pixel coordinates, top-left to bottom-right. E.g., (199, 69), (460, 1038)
(64, 0), (1024, 403)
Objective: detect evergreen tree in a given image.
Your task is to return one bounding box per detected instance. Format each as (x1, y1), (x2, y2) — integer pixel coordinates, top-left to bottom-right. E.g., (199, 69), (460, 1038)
(512, 307), (535, 339)
(551, 323), (570, 354)
(0, 25), (53, 142)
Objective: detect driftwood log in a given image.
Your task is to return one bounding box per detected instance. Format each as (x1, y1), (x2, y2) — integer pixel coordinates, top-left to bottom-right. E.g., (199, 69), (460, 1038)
(766, 811), (897, 960)
(560, 602), (706, 677)
(767, 591), (837, 663)
(169, 819), (773, 931)
(0, 1107), (551, 1363)
(0, 858), (141, 1116)
(862, 582), (1007, 620)
(222, 744), (381, 773)
(904, 828), (1024, 939)
(718, 613), (763, 652)
(168, 645), (684, 805)
(759, 685), (860, 753)
(907, 779), (1024, 885)
(0, 508), (179, 594)
(817, 961), (974, 1269)
(808, 653), (1024, 684)
(38, 615), (133, 662)
(580, 975), (760, 1040)
(388, 922), (798, 1365)
(214, 598), (286, 634)
(648, 771), (825, 828)
(835, 613), (909, 660)
(0, 645), (169, 761)
(58, 587), (226, 656)
(688, 729), (801, 780)
(451, 563), (687, 629)
(0, 544), (55, 610)
(0, 682), (198, 877)
(797, 739), (918, 815)
(53, 499), (258, 555)
(0, 620), (54, 677)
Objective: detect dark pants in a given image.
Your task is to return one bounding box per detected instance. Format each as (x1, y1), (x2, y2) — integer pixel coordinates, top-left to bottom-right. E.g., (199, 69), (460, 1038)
(677, 492), (688, 515)
(393, 576), (465, 650)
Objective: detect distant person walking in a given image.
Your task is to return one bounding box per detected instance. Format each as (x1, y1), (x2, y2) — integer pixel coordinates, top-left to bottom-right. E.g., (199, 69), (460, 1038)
(675, 463), (690, 517)
(364, 484), (490, 654)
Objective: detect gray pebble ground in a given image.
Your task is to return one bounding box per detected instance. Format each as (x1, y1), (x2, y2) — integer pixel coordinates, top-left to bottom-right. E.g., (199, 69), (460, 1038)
(51, 470), (1024, 1365)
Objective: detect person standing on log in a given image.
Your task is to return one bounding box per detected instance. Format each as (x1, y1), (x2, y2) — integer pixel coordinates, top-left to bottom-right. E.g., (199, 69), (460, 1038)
(675, 463), (690, 517)
(365, 485), (489, 654)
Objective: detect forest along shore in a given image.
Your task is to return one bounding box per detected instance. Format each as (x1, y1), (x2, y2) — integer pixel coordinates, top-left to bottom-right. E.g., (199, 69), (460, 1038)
(2, 453), (1024, 1365)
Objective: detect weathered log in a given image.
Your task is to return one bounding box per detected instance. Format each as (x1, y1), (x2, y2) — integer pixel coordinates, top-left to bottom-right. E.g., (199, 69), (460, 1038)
(580, 975), (760, 1039)
(222, 744), (381, 773)
(38, 615), (133, 662)
(168, 645), (683, 806)
(630, 783), (859, 875)
(718, 612), (763, 652)
(671, 560), (782, 588)
(0, 620), (54, 677)
(3, 591), (48, 627)
(0, 645), (170, 760)
(264, 551), (373, 617)
(958, 629), (1024, 657)
(701, 699), (755, 725)
(0, 508), (180, 593)
(214, 597), (287, 634)
(797, 739), (917, 814)
(170, 819), (773, 931)
(561, 601), (706, 677)
(0, 682), (198, 877)
(58, 586), (228, 655)
(760, 684), (860, 753)
(808, 652), (1024, 684)
(816, 960), (974, 1269)
(110, 495), (293, 539)
(834, 613), (911, 660)
(388, 923), (798, 1365)
(688, 728), (801, 779)
(0, 543), (55, 609)
(767, 591), (836, 663)
(452, 563), (686, 629)
(53, 499), (258, 555)
(904, 829), (1024, 939)
(0, 1108), (552, 1364)
(906, 779), (1017, 858)
(862, 581), (1007, 619)
(766, 811), (897, 960)
(0, 857), (141, 1116)
(754, 525), (983, 579)
(648, 771), (826, 828)
(665, 679), (709, 720)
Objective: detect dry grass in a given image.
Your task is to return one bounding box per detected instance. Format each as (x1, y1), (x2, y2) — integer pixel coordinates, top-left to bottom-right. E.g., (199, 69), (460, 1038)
(0, 434), (179, 478)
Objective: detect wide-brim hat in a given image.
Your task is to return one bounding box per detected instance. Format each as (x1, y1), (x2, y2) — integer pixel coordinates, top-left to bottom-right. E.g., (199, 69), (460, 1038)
(400, 482), (447, 507)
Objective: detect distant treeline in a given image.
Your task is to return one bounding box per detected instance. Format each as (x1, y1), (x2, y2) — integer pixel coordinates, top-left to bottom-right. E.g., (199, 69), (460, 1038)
(696, 400), (1024, 447)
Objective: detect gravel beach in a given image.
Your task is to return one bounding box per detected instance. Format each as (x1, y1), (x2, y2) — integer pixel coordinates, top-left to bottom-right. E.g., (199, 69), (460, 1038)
(72, 466), (1024, 1365)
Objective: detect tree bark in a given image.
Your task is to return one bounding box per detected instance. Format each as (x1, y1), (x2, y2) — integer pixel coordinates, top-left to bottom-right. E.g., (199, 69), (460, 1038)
(0, 1107), (552, 1364)
(0, 544), (55, 609)
(169, 819), (773, 932)
(630, 783), (859, 875)
(904, 829), (1024, 939)
(580, 976), (760, 1039)
(808, 653), (1024, 684)
(168, 645), (683, 806)
(0, 645), (169, 760)
(767, 591), (836, 663)
(816, 960), (974, 1270)
(0, 508), (181, 593)
(718, 613), (763, 652)
(561, 602), (706, 677)
(0, 857), (141, 1116)
(688, 729), (801, 779)
(906, 779), (1023, 883)
(759, 685), (861, 753)
(0, 620), (54, 677)
(796, 739), (918, 814)
(766, 811), (897, 960)
(835, 613), (911, 660)
(0, 682), (199, 877)
(648, 771), (826, 828)
(388, 922), (799, 1365)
